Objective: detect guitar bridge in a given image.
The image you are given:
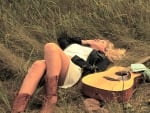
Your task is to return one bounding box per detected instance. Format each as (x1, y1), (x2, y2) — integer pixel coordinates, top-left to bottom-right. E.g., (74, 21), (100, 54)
(103, 76), (120, 81)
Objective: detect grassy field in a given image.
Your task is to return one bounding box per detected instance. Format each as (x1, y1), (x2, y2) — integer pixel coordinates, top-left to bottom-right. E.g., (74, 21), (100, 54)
(0, 0), (150, 113)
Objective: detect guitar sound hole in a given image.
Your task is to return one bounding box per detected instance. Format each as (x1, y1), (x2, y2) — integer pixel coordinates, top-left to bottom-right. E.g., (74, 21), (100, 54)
(115, 71), (130, 76)
(115, 71), (131, 81)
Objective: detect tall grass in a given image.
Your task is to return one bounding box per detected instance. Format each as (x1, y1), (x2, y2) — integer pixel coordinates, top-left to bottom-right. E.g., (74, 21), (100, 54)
(0, 81), (11, 112)
(0, 0), (150, 112)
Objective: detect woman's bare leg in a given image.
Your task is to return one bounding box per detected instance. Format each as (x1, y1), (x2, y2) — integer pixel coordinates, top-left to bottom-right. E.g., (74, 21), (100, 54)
(11, 60), (46, 113)
(18, 60), (46, 95)
(40, 43), (70, 113)
(44, 43), (70, 82)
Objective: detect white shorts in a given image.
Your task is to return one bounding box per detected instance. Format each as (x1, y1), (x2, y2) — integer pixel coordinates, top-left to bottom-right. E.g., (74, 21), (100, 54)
(59, 61), (82, 89)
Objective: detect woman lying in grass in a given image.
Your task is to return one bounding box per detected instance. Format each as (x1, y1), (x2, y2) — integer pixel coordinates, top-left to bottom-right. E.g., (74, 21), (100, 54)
(11, 34), (125, 113)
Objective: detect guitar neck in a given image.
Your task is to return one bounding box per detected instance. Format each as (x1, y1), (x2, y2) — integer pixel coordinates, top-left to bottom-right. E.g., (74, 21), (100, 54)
(135, 56), (150, 64)
(127, 56), (150, 70)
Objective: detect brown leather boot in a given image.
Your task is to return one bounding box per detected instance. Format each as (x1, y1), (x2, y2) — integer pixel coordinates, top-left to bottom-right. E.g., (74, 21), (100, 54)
(40, 76), (58, 113)
(11, 93), (31, 113)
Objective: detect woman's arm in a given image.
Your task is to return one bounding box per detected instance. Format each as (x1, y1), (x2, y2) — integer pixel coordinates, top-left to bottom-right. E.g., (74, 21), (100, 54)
(82, 39), (106, 53)
(81, 39), (96, 45)
(81, 40), (87, 45)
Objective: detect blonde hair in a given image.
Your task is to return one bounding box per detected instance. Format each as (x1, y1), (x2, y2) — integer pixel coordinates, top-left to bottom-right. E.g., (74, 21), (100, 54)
(104, 40), (126, 62)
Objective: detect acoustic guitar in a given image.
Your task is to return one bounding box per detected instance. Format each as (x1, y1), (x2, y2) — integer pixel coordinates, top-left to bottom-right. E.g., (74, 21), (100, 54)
(81, 56), (150, 102)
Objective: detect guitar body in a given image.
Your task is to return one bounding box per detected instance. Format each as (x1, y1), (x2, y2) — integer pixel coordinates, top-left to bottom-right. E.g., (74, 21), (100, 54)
(81, 66), (143, 102)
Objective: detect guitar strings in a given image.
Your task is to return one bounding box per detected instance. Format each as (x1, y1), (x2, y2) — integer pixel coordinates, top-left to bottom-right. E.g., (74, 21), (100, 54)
(121, 76), (126, 113)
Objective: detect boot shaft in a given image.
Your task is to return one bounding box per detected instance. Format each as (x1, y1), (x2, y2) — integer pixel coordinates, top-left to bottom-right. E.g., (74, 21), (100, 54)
(40, 76), (58, 113)
(44, 76), (58, 96)
(11, 93), (31, 113)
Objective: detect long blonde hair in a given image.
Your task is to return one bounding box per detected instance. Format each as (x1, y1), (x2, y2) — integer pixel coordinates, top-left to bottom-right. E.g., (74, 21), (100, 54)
(104, 40), (126, 62)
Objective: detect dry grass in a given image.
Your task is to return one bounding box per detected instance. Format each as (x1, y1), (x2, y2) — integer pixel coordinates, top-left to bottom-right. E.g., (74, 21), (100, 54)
(0, 0), (150, 113)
